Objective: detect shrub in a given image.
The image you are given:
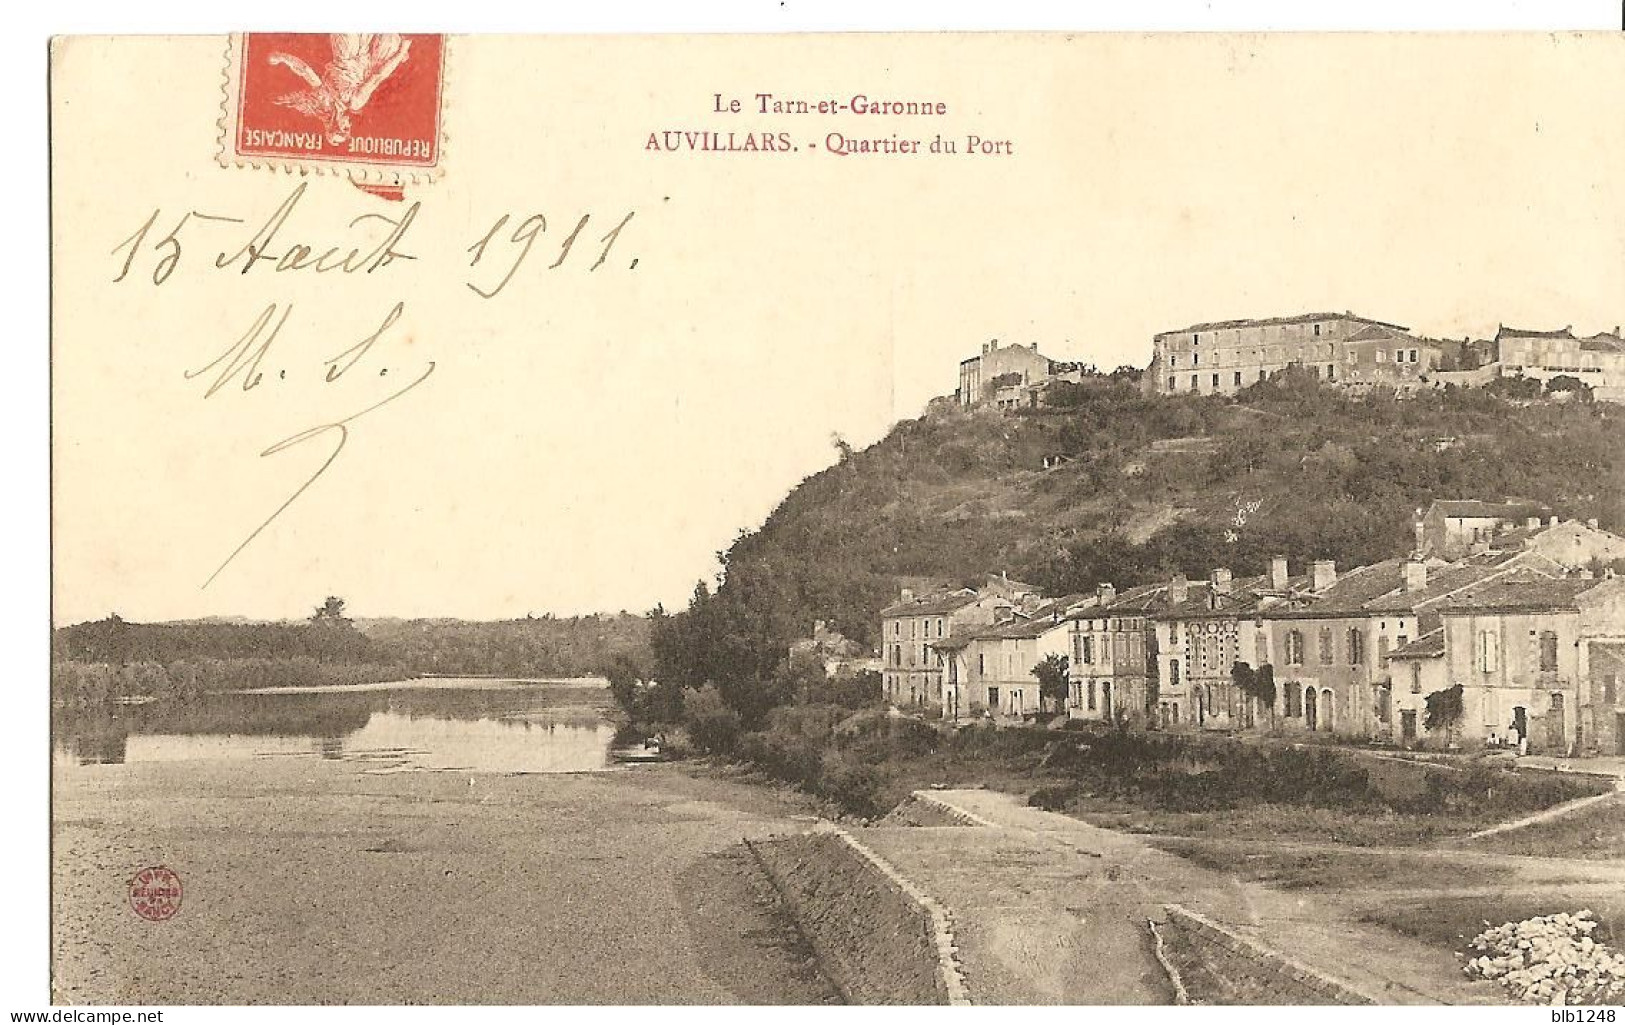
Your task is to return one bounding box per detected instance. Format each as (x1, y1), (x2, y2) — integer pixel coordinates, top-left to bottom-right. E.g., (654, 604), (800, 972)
(682, 684), (742, 754)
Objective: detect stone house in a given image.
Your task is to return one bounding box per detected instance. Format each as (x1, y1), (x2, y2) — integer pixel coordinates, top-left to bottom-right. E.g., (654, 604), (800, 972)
(1416, 499), (1552, 559)
(944, 598), (1080, 719)
(878, 588), (1005, 709)
(957, 339), (1064, 409)
(1066, 582), (1161, 726)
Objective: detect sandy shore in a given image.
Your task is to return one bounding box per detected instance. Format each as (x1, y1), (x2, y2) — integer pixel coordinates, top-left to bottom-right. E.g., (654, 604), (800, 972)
(52, 758), (838, 1004)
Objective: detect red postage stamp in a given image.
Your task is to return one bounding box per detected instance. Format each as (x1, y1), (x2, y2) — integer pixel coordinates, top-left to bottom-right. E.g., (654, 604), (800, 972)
(221, 33), (446, 191)
(128, 865), (183, 922)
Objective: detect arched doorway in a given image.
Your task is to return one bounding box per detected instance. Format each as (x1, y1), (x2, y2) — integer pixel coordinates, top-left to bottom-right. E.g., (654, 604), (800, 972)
(1321, 689), (1335, 733)
(1304, 686), (1318, 731)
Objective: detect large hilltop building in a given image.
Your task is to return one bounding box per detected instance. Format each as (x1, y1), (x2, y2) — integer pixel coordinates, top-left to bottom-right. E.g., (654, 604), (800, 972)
(1145, 311), (1441, 397)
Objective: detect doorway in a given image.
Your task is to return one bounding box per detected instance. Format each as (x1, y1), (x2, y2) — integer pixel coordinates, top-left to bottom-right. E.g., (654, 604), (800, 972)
(1400, 709), (1417, 743)
(1321, 689), (1335, 733)
(1304, 686), (1318, 731)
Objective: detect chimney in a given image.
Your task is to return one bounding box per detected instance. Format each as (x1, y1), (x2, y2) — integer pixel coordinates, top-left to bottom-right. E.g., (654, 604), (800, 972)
(900, 588), (914, 602)
(1403, 559), (1428, 593)
(1412, 520), (1425, 554)
(1587, 518), (1599, 530)
(990, 338), (1000, 351)
(1525, 517), (1541, 529)
(1547, 516), (1560, 527)
(813, 619), (826, 636)
(1169, 574), (1189, 606)
(1096, 582), (1116, 605)
(1311, 560), (1337, 591)
(1270, 556), (1289, 591)
(1211, 568), (1233, 594)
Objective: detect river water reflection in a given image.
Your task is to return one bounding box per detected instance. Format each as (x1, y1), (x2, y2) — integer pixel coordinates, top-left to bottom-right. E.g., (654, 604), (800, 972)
(52, 678), (617, 774)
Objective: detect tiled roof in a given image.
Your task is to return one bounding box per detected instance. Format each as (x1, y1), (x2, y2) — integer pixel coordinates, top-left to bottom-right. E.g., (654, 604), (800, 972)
(1433, 571), (1599, 613)
(1580, 334), (1625, 354)
(1162, 311), (1408, 334)
(1360, 560), (1513, 614)
(1262, 559), (1410, 618)
(1497, 325), (1575, 340)
(1388, 627), (1446, 660)
(879, 589), (981, 618)
(1345, 325), (1430, 345)
(970, 614), (1069, 641)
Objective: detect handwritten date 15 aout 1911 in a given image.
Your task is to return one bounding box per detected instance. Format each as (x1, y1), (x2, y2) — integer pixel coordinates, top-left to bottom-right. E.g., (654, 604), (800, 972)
(108, 183), (639, 295)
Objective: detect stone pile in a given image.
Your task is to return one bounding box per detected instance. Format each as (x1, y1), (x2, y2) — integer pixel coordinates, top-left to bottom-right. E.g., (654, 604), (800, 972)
(1463, 911), (1625, 1005)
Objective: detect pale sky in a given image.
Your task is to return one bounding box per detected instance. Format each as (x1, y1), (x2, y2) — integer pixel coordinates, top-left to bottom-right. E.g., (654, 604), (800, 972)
(51, 33), (1625, 624)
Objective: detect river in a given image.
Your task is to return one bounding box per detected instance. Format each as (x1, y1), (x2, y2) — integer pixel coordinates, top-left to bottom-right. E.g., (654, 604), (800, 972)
(52, 677), (619, 775)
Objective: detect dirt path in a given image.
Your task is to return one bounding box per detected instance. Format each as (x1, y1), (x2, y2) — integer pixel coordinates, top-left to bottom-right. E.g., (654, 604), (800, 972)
(871, 790), (1505, 1005)
(52, 759), (836, 1004)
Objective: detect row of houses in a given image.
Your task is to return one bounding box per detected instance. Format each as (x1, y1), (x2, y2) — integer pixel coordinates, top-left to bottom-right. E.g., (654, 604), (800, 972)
(877, 503), (1625, 757)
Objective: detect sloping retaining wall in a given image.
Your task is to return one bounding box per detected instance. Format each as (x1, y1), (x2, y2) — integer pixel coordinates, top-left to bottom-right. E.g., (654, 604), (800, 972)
(745, 828), (970, 1005)
(879, 791), (987, 828)
(1157, 904), (1378, 1005)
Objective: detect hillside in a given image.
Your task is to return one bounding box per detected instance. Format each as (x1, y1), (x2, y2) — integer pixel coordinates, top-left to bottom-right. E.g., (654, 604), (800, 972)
(650, 370), (1623, 719)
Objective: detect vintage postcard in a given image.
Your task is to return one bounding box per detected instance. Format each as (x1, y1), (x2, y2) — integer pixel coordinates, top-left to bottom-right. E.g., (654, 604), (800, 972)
(50, 32), (1625, 1007)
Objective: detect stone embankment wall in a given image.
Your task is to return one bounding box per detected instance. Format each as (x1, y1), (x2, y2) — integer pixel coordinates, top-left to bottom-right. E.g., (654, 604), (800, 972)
(746, 829), (967, 1005)
(878, 791), (983, 827)
(1157, 904), (1377, 1005)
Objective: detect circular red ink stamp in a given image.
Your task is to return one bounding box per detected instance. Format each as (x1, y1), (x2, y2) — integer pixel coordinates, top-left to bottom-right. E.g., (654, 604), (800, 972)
(128, 865), (183, 922)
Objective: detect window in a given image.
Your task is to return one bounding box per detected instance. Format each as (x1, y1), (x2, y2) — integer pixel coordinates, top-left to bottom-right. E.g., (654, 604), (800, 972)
(1191, 374), (1199, 392)
(1348, 628), (1364, 665)
(1326, 364), (1336, 381)
(977, 653), (985, 675)
(1411, 664), (1422, 693)
(1318, 626), (1335, 664)
(1314, 324), (1321, 336)
(1192, 333), (1199, 344)
(1286, 683), (1300, 716)
(1168, 376), (1176, 391)
(1170, 622), (1180, 644)
(1234, 371), (1243, 386)
(1286, 630), (1305, 665)
(1169, 659), (1181, 689)
(1259, 369), (1267, 382)
(1377, 636), (1390, 662)
(1193, 351), (1201, 365)
(1079, 636), (1094, 665)
(1539, 630), (1559, 672)
(1212, 373), (1220, 389)
(1478, 630), (1499, 673)
(1087, 679), (1097, 711)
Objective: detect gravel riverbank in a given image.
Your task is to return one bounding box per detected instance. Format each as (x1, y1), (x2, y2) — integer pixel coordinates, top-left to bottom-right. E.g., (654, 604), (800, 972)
(52, 758), (838, 1004)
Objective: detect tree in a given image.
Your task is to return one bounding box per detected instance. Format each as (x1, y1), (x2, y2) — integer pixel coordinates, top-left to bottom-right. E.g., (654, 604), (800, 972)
(1546, 375), (1595, 402)
(1032, 653), (1071, 712)
(311, 596), (349, 624)
(1232, 661), (1277, 727)
(1423, 684), (1464, 745)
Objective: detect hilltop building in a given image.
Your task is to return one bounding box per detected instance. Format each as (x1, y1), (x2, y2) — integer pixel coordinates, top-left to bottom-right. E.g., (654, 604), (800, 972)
(1492, 325), (1625, 402)
(1145, 312), (1442, 397)
(957, 339), (1085, 409)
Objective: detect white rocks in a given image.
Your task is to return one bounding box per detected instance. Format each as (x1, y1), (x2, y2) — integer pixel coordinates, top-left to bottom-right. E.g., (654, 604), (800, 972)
(1464, 911), (1625, 1006)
